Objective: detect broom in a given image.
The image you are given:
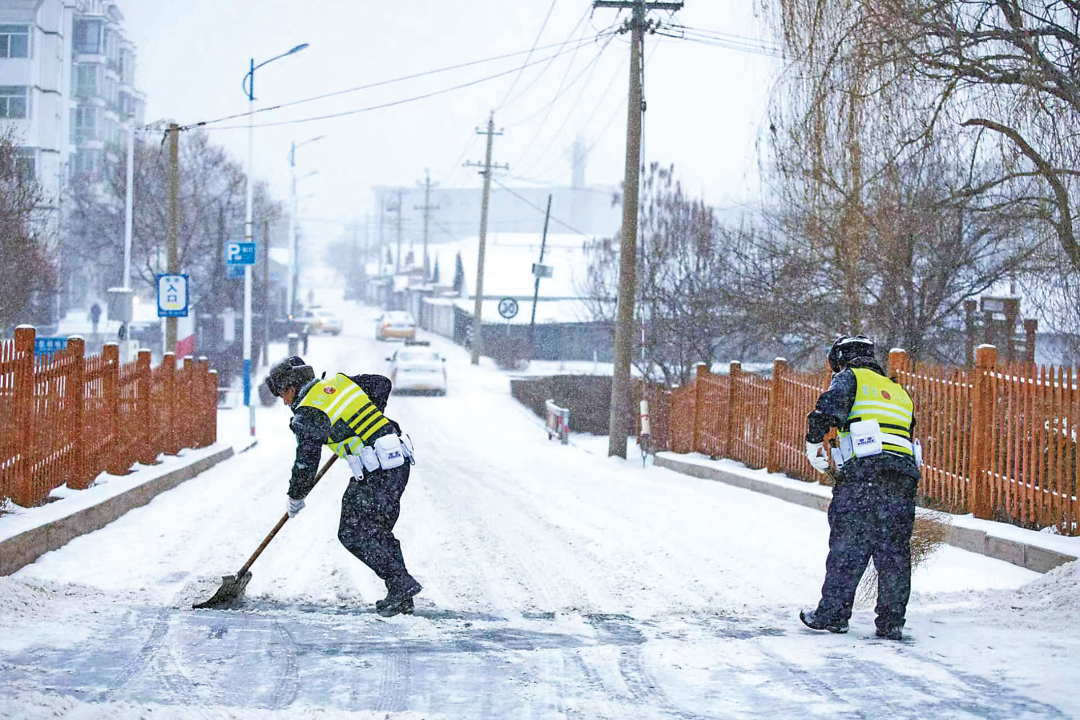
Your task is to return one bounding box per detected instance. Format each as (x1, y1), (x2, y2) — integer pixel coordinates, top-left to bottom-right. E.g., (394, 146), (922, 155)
(823, 441), (951, 606)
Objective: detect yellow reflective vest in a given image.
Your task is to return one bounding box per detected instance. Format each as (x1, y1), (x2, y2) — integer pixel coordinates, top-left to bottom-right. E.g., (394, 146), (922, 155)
(839, 368), (915, 458)
(296, 374), (391, 458)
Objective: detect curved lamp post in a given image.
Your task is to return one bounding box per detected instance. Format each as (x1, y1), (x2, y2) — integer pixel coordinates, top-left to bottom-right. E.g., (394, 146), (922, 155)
(241, 43), (308, 434)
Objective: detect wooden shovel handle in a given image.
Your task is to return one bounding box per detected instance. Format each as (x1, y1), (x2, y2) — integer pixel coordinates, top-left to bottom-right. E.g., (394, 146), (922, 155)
(236, 454), (338, 576)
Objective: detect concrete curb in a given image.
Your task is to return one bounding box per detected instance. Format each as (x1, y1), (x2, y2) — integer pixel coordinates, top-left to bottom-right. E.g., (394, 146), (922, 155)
(0, 446), (235, 577)
(655, 454), (1077, 574)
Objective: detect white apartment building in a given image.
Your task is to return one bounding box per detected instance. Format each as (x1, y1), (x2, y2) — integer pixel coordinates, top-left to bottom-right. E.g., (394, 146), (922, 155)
(70, 0), (144, 178)
(0, 0), (79, 223)
(0, 0), (143, 216)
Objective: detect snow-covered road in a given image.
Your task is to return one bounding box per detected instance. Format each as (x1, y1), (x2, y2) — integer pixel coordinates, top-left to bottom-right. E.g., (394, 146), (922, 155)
(2, 289), (1079, 719)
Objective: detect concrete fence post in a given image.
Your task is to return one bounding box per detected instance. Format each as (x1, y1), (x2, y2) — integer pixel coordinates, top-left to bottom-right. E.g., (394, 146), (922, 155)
(970, 344), (997, 520)
(66, 337), (89, 490)
(765, 358), (787, 474)
(11, 326), (36, 506)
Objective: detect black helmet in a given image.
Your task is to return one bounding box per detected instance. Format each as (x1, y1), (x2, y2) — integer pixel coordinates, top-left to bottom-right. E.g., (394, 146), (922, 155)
(828, 335), (875, 373)
(266, 355), (315, 397)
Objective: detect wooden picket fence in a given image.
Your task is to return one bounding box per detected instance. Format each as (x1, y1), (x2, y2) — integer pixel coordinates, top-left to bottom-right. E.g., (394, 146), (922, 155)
(642, 347), (1080, 536)
(1, 325), (217, 508)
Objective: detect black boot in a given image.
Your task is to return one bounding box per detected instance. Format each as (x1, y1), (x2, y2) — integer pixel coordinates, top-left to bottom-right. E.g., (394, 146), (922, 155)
(800, 609), (849, 634)
(377, 576), (422, 617)
(375, 596), (414, 614)
(876, 625), (903, 640)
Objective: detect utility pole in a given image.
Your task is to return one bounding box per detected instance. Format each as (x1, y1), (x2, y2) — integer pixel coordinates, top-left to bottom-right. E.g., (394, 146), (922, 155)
(165, 123), (180, 355)
(595, 0), (683, 458)
(465, 112), (509, 365)
(262, 218), (270, 367)
(378, 198), (386, 276)
(395, 189), (403, 275)
(528, 194), (553, 358)
(415, 169), (440, 281)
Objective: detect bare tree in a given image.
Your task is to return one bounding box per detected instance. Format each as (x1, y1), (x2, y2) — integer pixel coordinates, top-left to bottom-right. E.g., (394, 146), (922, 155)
(0, 129), (57, 331)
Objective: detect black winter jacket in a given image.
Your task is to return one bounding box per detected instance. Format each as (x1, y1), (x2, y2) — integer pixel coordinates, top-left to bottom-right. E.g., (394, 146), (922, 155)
(287, 373), (399, 500)
(806, 357), (920, 482)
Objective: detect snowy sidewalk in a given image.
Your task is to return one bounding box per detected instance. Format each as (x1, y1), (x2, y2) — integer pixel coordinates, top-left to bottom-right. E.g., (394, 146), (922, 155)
(0, 408), (255, 576)
(653, 452), (1080, 574)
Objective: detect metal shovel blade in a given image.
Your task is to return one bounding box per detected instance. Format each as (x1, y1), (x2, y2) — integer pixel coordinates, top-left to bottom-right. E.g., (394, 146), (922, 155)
(192, 571), (253, 609)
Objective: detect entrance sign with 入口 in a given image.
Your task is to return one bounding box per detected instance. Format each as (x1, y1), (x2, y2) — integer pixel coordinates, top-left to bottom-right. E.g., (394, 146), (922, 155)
(157, 274), (189, 318)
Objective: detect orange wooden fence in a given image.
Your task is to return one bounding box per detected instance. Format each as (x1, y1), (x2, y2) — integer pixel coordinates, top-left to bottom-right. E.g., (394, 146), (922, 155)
(642, 346), (1080, 535)
(1, 326), (218, 508)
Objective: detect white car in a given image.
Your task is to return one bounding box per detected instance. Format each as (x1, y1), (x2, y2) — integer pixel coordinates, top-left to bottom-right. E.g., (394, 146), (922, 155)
(293, 307), (343, 335)
(387, 342), (447, 395)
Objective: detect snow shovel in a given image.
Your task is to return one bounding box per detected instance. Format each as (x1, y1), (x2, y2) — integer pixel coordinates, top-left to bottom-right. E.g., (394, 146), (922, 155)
(193, 454), (338, 609)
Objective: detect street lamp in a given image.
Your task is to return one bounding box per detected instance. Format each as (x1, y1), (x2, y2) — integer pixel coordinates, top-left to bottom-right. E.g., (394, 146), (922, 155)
(287, 135), (324, 319)
(242, 42), (309, 435)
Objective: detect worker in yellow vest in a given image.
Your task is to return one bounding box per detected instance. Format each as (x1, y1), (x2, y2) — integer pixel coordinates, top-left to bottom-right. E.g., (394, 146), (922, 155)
(266, 355), (421, 617)
(801, 335), (921, 641)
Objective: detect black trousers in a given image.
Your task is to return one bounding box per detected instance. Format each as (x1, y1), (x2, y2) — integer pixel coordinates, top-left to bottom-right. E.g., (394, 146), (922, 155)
(815, 473), (917, 631)
(337, 462), (412, 587)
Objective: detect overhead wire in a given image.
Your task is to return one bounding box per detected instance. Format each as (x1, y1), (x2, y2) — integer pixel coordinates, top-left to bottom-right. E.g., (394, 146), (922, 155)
(180, 30), (613, 131)
(491, 177), (591, 237)
(193, 32), (615, 131)
(495, 0), (560, 112)
(508, 32), (616, 170)
(514, 30), (622, 176)
(503, 7), (595, 129)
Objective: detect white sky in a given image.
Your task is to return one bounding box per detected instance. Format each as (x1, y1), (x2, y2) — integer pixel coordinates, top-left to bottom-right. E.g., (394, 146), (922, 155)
(120, 1), (780, 246)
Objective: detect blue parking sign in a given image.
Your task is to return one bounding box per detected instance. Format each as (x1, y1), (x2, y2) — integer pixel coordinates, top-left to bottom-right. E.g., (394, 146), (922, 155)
(226, 242), (256, 265)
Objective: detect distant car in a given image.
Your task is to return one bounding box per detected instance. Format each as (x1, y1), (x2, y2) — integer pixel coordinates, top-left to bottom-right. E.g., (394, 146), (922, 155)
(292, 308), (343, 335)
(375, 311), (416, 341)
(387, 341), (447, 395)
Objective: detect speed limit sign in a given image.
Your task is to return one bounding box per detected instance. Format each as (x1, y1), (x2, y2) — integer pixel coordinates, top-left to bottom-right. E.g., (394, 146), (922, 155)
(498, 297), (519, 320)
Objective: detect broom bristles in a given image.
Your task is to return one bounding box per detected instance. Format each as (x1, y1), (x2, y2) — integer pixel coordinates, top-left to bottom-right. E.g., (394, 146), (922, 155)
(855, 510), (951, 607)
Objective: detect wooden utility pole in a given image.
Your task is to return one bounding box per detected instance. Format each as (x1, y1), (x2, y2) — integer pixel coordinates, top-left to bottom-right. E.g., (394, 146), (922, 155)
(415, 169), (440, 281)
(595, 0), (683, 458)
(165, 123), (180, 355)
(465, 112), (508, 365)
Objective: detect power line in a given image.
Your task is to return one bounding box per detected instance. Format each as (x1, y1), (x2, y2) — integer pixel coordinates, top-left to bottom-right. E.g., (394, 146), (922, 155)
(503, 7), (596, 127)
(491, 177), (592, 237)
(196, 34), (615, 131)
(181, 30), (613, 131)
(515, 31), (621, 175)
(496, 0), (560, 111)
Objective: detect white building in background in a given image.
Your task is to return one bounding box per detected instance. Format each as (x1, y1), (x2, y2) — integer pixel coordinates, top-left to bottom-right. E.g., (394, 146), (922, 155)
(0, 0), (143, 213)
(70, 0), (144, 179)
(0, 0), (79, 227)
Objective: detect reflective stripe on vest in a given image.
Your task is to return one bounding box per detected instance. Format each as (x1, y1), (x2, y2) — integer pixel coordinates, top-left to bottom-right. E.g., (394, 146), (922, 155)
(296, 374), (390, 458)
(839, 368), (915, 457)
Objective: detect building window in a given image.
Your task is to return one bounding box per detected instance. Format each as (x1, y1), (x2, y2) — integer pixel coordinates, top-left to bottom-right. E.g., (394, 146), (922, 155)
(72, 149), (102, 178)
(73, 19), (102, 54)
(0, 86), (28, 119)
(74, 106), (98, 143)
(74, 63), (100, 97)
(14, 147), (36, 182)
(0, 25), (30, 59)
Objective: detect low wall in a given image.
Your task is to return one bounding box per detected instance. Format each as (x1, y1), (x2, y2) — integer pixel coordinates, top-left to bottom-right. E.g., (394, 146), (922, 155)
(0, 446), (234, 577)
